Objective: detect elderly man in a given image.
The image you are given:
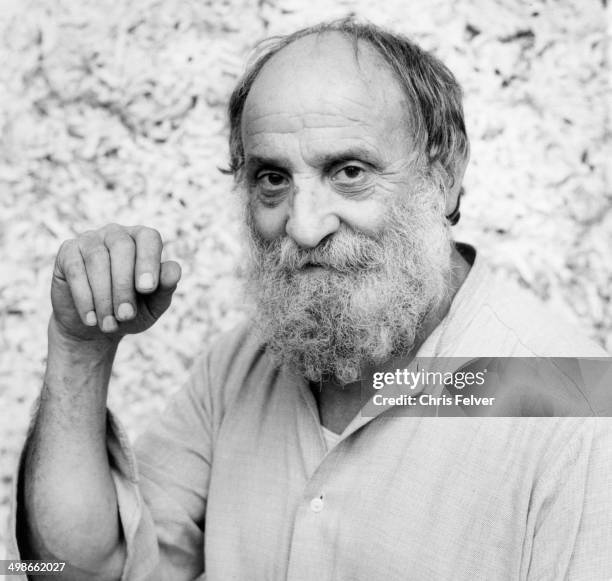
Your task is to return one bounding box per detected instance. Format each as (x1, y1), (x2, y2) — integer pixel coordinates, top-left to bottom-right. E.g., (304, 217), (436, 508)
(11, 18), (611, 581)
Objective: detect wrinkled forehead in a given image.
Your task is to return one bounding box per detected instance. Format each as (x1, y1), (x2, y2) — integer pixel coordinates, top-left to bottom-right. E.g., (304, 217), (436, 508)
(241, 32), (413, 147)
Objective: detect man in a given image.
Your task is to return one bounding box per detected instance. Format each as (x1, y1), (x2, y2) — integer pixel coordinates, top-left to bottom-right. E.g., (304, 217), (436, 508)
(9, 18), (611, 580)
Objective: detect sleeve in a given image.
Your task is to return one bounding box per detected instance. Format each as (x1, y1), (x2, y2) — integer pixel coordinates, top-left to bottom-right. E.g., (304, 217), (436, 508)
(112, 353), (215, 580)
(525, 418), (612, 580)
(8, 353), (215, 581)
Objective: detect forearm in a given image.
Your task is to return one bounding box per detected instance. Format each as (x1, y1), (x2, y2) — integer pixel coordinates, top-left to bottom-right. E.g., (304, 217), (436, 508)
(22, 317), (126, 579)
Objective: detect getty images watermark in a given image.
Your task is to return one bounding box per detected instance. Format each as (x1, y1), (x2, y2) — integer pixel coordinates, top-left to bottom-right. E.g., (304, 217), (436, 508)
(371, 366), (493, 408)
(360, 357), (612, 417)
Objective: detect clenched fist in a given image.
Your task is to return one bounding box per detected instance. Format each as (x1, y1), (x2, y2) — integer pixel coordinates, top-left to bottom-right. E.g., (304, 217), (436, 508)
(51, 224), (181, 343)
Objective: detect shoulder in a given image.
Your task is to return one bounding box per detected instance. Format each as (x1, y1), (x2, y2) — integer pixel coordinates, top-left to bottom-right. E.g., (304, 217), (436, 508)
(477, 357), (612, 416)
(206, 320), (266, 376)
(444, 244), (608, 358)
(188, 320), (276, 413)
(484, 273), (606, 357)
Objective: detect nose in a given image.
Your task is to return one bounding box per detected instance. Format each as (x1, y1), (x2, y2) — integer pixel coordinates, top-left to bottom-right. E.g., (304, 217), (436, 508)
(285, 181), (340, 248)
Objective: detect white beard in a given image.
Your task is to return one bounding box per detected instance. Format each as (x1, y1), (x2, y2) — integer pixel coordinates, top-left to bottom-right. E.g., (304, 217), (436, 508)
(244, 179), (453, 385)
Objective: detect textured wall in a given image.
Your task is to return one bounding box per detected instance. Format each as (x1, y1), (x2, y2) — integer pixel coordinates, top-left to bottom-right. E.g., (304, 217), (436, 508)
(0, 0), (610, 555)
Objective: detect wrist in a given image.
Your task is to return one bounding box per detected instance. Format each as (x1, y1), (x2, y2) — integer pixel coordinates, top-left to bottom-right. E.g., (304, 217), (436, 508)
(44, 317), (118, 412)
(48, 315), (120, 359)
(46, 315), (118, 391)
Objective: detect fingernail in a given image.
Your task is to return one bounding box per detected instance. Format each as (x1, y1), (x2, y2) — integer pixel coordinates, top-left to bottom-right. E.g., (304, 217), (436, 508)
(102, 316), (118, 333)
(138, 273), (154, 290)
(85, 311), (97, 326)
(117, 303), (134, 320)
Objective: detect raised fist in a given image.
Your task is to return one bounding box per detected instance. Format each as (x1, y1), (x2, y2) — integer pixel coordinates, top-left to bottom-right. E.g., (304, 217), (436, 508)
(51, 224), (181, 343)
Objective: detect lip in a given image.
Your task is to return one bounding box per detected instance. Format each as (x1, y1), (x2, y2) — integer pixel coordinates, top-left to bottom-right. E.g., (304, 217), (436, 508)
(297, 264), (326, 273)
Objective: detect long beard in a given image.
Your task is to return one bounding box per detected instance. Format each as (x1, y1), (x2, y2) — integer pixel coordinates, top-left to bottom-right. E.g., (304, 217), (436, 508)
(244, 180), (453, 385)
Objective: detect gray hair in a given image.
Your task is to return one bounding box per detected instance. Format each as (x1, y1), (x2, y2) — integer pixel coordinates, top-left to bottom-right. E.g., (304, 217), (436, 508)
(226, 17), (469, 221)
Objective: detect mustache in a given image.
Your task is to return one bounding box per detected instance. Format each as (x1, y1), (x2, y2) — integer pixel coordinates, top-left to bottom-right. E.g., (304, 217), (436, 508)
(254, 228), (386, 273)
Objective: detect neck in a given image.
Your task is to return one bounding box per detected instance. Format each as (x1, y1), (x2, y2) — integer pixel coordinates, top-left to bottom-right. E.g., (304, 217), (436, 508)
(413, 242), (471, 353)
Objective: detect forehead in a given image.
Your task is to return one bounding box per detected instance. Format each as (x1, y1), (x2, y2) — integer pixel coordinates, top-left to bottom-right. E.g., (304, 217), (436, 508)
(241, 32), (414, 163)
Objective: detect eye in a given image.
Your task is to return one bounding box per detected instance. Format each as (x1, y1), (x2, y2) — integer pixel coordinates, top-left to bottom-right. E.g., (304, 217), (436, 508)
(258, 172), (288, 189)
(330, 164), (372, 192)
(337, 165), (364, 180)
(254, 171), (290, 206)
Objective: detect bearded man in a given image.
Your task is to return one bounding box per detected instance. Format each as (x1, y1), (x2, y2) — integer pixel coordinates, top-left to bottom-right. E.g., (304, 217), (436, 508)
(10, 19), (611, 581)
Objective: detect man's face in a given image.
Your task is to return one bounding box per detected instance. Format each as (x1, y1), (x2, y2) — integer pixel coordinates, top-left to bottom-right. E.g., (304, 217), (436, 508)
(240, 33), (453, 383)
(241, 32), (421, 242)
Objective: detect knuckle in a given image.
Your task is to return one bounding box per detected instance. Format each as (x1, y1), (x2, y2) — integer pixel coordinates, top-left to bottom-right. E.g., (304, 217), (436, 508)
(79, 229), (98, 241)
(104, 222), (123, 233)
(106, 233), (135, 252)
(56, 240), (79, 271)
(57, 238), (79, 265)
(82, 245), (109, 263)
(63, 260), (83, 281)
(58, 238), (76, 255)
(77, 231), (101, 252)
(57, 240), (76, 266)
(104, 223), (125, 239)
(138, 226), (162, 246)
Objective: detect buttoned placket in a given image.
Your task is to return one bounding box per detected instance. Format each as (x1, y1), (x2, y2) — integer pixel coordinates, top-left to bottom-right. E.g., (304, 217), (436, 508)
(280, 338), (476, 581)
(283, 368), (417, 581)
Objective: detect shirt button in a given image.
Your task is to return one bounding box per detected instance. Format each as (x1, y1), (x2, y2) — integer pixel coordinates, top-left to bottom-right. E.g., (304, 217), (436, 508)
(310, 497), (324, 512)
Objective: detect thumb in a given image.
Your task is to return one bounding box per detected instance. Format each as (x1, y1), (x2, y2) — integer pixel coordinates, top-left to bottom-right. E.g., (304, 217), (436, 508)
(159, 260), (182, 290)
(145, 260), (182, 320)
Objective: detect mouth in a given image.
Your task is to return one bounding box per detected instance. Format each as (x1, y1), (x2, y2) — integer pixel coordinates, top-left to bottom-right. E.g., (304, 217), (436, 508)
(302, 262), (323, 269)
(292, 262), (329, 275)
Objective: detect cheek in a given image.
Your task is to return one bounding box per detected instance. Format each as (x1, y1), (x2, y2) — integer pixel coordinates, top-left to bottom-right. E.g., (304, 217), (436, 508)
(342, 178), (403, 234)
(249, 202), (288, 241)
(340, 200), (389, 235)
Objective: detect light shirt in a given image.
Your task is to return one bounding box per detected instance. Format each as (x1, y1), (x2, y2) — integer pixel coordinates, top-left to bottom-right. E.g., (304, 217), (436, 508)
(9, 244), (612, 580)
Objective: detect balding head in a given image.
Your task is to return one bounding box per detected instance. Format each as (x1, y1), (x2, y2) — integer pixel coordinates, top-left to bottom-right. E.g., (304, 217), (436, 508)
(242, 31), (412, 162)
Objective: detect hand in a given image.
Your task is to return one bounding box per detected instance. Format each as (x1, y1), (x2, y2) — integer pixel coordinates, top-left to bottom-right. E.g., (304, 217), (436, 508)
(51, 224), (181, 343)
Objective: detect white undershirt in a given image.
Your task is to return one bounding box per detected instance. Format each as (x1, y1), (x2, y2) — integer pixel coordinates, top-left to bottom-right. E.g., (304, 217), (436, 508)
(321, 426), (343, 450)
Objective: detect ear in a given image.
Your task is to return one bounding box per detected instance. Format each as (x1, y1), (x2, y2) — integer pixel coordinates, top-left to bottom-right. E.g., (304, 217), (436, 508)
(443, 149), (470, 218)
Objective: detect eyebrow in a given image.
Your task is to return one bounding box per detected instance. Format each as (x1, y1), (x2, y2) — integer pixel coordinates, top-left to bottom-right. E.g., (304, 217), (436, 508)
(244, 146), (384, 174)
(316, 146), (384, 169)
(245, 154), (294, 173)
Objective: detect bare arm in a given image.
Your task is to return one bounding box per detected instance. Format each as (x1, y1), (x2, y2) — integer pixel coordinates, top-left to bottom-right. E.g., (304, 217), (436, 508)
(20, 224), (181, 580)
(23, 320), (123, 579)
